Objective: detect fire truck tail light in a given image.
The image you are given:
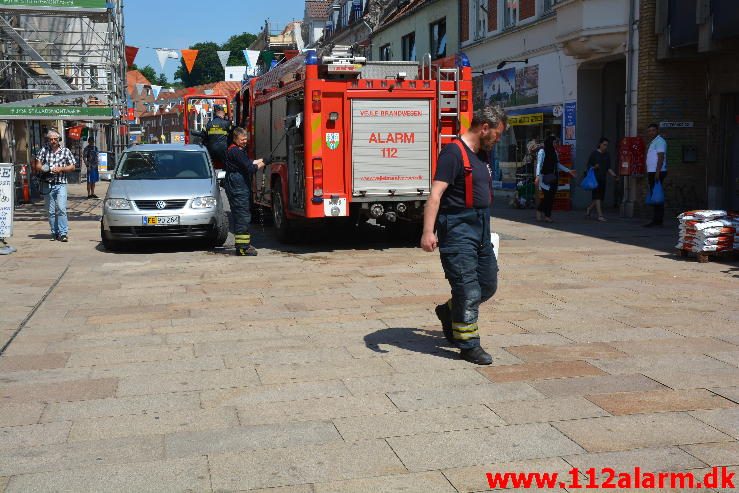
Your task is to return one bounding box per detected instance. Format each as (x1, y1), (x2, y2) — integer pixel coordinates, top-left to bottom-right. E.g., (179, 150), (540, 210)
(460, 91), (469, 112)
(312, 158), (324, 197)
(312, 90), (321, 112)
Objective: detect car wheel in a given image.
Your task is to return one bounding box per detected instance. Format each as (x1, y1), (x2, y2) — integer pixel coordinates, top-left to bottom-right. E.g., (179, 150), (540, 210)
(271, 182), (295, 243)
(211, 212), (229, 247)
(100, 222), (120, 251)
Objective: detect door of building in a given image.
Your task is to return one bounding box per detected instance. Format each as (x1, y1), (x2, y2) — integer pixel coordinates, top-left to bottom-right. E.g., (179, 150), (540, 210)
(723, 94), (739, 211)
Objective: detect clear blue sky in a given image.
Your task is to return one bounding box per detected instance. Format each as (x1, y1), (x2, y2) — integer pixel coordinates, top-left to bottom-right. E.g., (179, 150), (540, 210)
(124, 0), (305, 81)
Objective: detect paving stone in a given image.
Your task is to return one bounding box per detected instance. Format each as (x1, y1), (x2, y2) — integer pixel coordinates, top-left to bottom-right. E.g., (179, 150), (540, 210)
(0, 421), (71, 452)
(0, 377), (117, 403)
(552, 412), (734, 452)
(0, 353), (69, 372)
(343, 368), (490, 395)
(441, 457), (578, 493)
(65, 345), (194, 367)
(201, 380), (351, 407)
(41, 392), (201, 423)
(681, 442), (739, 467)
(68, 406), (238, 441)
(710, 387), (739, 404)
(312, 471), (456, 492)
(689, 408), (739, 439)
(387, 422), (584, 472)
(237, 395), (397, 426)
(506, 343), (627, 363)
(564, 447), (707, 477)
(165, 420), (341, 458)
(644, 369), (739, 390)
(0, 476), (6, 492)
(588, 354), (733, 376)
(0, 435), (163, 476)
(586, 389), (737, 415)
(0, 367), (93, 386)
(116, 367), (259, 396)
(88, 355), (225, 379)
(0, 403), (44, 427)
(531, 374), (665, 397)
(479, 361), (607, 383)
(208, 440), (406, 491)
(552, 326), (677, 343)
(387, 382), (544, 411)
(257, 358), (394, 385)
(4, 456), (209, 493)
(223, 347), (355, 368)
(383, 349), (523, 373)
(707, 351), (739, 368)
(334, 404), (506, 441)
(46, 335), (165, 352)
(609, 337), (734, 357)
(488, 396), (611, 425)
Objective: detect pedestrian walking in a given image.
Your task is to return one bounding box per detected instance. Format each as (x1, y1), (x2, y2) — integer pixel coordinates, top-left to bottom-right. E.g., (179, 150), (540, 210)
(33, 130), (76, 242)
(535, 135), (577, 223)
(421, 106), (507, 365)
(223, 127), (265, 256)
(644, 123), (667, 227)
(584, 137), (618, 222)
(83, 137), (100, 199)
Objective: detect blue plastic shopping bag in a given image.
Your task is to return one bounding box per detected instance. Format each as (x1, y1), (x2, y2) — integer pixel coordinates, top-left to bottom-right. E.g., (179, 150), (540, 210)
(580, 168), (598, 191)
(646, 180), (664, 205)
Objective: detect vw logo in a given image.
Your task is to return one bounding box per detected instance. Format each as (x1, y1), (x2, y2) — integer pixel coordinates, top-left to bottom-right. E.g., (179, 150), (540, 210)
(155, 201), (167, 210)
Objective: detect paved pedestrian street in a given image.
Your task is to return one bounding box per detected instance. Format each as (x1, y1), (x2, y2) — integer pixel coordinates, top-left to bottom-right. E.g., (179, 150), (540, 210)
(1, 183), (737, 492)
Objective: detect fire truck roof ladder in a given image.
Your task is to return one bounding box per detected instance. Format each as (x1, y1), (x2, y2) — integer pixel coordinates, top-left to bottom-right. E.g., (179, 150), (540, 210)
(436, 64), (461, 153)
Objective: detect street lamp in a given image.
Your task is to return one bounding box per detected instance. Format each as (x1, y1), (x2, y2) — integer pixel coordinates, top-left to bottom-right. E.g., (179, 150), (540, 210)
(497, 59), (528, 70)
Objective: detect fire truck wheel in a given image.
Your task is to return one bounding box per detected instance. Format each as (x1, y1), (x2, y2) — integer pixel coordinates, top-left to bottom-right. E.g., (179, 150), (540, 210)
(271, 185), (295, 243)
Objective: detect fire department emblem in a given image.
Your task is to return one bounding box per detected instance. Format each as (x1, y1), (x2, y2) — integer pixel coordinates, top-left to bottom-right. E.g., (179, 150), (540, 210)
(325, 133), (340, 150)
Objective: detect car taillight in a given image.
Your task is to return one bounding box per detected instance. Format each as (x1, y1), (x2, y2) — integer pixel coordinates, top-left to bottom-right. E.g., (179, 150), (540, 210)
(460, 90), (469, 113)
(312, 157), (323, 197)
(312, 90), (321, 113)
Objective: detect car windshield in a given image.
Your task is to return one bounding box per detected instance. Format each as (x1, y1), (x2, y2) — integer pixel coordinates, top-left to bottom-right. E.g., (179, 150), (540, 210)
(116, 151), (211, 180)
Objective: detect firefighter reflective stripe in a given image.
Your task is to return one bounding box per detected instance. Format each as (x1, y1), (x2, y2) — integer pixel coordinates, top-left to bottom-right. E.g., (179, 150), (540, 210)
(234, 234), (251, 246)
(452, 322), (479, 341)
(208, 127), (229, 135)
(452, 140), (474, 209)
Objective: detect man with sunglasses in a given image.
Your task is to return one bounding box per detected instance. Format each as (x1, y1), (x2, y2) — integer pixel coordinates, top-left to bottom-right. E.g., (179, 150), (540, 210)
(33, 130), (76, 242)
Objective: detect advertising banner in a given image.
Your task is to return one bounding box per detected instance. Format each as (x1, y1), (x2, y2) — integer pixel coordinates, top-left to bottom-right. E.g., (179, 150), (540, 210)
(0, 106), (113, 120)
(0, 164), (14, 238)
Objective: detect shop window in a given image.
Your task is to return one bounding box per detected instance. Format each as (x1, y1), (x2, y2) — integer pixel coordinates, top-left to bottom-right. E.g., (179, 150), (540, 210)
(401, 32), (416, 61)
(379, 44), (391, 61)
(430, 18), (447, 60)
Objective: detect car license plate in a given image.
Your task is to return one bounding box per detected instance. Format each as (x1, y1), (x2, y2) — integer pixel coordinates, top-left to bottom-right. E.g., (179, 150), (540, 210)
(142, 215), (179, 226)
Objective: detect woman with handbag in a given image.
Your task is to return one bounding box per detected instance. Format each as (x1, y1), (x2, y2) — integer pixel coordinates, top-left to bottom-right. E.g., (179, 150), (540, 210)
(584, 137), (619, 222)
(535, 135), (576, 222)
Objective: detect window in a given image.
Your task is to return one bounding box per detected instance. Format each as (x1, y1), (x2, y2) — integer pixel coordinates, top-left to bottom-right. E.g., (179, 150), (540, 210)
(379, 44), (391, 61)
(401, 32), (416, 61)
(504, 0), (518, 28)
(430, 18), (447, 59)
(542, 0), (561, 14)
(473, 0), (487, 39)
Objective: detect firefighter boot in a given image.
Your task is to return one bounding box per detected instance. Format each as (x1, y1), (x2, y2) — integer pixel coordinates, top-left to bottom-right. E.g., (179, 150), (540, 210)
(234, 234), (257, 256)
(460, 346), (493, 365)
(435, 300), (454, 343)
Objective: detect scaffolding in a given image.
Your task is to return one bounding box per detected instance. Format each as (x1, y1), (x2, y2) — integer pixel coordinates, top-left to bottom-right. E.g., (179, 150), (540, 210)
(0, 0), (126, 157)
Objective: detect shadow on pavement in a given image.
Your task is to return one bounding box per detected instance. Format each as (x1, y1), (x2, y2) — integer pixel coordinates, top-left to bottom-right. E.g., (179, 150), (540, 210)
(364, 327), (458, 360)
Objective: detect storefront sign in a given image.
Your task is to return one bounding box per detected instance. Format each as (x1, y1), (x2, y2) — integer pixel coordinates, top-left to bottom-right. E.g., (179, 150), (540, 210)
(483, 64), (539, 108)
(564, 101), (576, 142)
(0, 164), (14, 238)
(0, 106), (113, 120)
(0, 0), (107, 9)
(508, 113), (544, 126)
(660, 121), (693, 128)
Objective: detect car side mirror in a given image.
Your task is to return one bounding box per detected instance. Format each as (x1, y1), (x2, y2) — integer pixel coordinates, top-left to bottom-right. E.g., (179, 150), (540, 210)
(217, 170), (226, 181)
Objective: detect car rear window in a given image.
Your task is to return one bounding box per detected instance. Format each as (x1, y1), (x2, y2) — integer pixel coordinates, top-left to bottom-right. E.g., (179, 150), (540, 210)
(116, 151), (211, 180)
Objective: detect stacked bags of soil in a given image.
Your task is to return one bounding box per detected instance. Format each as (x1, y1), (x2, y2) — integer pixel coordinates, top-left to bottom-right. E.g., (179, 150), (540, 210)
(676, 210), (739, 253)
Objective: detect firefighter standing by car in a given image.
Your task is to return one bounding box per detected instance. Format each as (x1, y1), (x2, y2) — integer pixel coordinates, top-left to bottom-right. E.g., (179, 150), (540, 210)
(421, 106), (508, 365)
(195, 104), (232, 165)
(224, 127), (265, 256)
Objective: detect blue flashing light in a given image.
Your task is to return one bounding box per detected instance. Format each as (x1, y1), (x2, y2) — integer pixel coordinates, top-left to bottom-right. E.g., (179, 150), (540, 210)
(305, 50), (319, 66)
(456, 52), (471, 68)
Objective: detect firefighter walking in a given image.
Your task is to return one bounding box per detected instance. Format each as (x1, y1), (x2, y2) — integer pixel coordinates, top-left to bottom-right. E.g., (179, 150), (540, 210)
(195, 104), (232, 165)
(421, 106), (508, 365)
(224, 127), (265, 256)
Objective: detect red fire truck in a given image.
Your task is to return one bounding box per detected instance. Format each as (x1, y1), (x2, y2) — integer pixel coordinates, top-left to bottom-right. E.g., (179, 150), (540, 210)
(233, 47), (473, 241)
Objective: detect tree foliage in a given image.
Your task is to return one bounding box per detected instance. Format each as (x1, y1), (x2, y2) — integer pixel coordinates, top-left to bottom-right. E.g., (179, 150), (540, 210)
(135, 65), (158, 85)
(174, 32), (258, 87)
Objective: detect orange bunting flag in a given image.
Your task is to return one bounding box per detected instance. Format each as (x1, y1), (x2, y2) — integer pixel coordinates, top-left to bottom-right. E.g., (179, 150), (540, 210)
(181, 49), (199, 73)
(125, 46), (139, 68)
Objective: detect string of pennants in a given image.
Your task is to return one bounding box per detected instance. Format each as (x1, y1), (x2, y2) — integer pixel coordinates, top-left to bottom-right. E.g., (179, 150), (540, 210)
(125, 45), (263, 74)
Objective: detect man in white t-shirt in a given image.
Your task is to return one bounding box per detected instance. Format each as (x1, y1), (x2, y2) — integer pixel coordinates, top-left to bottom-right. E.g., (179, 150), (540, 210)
(644, 123), (667, 227)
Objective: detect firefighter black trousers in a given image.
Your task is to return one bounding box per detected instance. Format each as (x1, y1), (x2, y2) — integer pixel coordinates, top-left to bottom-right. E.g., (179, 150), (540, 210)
(224, 172), (252, 246)
(437, 208), (499, 350)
